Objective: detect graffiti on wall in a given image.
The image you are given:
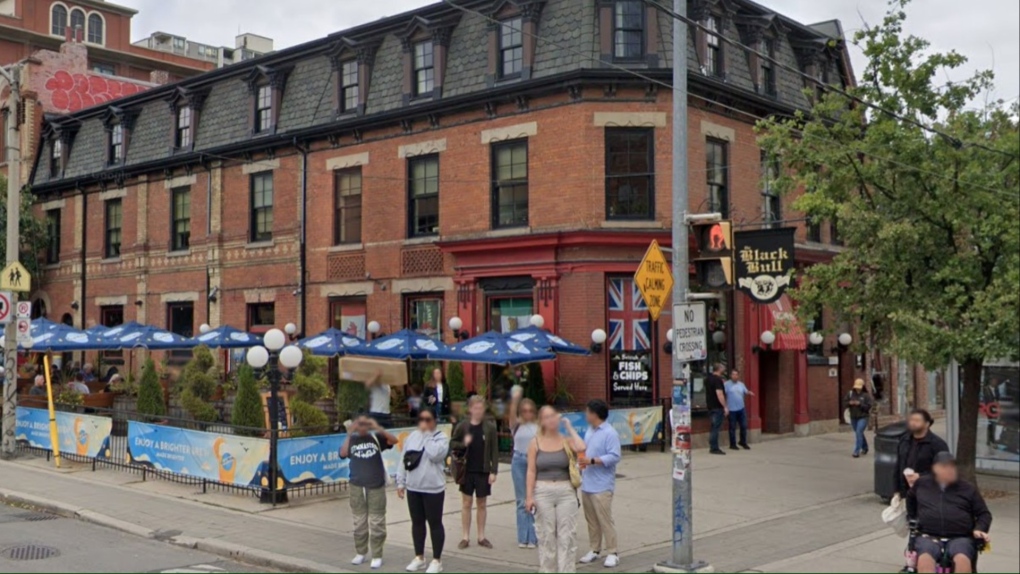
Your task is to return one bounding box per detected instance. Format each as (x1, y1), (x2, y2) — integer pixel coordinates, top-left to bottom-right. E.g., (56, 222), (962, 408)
(43, 71), (149, 112)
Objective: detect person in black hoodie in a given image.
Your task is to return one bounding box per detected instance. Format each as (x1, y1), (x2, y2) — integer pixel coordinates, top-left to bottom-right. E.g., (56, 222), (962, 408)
(907, 452), (992, 573)
(897, 409), (950, 497)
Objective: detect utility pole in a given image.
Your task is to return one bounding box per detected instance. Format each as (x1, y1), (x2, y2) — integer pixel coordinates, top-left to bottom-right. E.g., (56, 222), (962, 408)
(656, 1), (707, 572)
(1, 63), (22, 460)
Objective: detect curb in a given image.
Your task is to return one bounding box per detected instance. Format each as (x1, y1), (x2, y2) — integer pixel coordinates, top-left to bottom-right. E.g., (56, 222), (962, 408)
(0, 488), (346, 573)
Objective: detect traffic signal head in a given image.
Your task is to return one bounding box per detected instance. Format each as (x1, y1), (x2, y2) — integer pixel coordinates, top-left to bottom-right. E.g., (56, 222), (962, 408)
(692, 221), (734, 289)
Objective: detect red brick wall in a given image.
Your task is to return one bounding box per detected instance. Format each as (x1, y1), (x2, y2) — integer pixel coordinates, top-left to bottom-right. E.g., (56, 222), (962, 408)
(36, 86), (829, 414)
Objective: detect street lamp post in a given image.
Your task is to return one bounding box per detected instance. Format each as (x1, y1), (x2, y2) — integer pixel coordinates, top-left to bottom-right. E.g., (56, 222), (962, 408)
(246, 327), (303, 505)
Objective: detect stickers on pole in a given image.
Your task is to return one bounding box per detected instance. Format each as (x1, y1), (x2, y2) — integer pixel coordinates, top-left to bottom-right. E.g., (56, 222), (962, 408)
(672, 302), (707, 361)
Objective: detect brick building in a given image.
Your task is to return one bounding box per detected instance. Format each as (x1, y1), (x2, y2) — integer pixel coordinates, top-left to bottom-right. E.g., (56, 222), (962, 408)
(28, 0), (880, 438)
(1, 0), (216, 184)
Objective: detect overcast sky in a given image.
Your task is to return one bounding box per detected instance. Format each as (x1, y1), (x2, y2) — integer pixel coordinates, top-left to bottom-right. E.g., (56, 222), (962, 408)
(120, 0), (1020, 105)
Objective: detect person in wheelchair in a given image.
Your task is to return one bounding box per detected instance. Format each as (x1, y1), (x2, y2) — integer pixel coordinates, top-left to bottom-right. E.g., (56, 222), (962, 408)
(907, 452), (992, 573)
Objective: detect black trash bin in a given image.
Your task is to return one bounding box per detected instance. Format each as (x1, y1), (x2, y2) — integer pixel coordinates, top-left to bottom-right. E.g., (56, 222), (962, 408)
(874, 421), (909, 502)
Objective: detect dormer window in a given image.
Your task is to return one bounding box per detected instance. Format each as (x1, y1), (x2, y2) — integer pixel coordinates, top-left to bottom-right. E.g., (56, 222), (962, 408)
(499, 17), (523, 78)
(759, 38), (776, 96)
(176, 106), (193, 149)
(613, 1), (644, 60)
(109, 123), (124, 164)
(51, 139), (63, 176)
(255, 85), (273, 133)
(703, 16), (723, 77)
(340, 60), (359, 113)
(400, 15), (459, 103)
(244, 65), (290, 136)
(413, 41), (435, 97)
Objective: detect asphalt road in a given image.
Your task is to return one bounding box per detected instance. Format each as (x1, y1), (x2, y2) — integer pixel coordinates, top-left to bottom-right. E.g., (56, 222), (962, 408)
(0, 501), (271, 573)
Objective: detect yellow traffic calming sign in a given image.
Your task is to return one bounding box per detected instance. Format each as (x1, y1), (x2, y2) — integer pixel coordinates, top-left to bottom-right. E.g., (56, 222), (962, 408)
(634, 240), (673, 322)
(1, 261), (31, 292)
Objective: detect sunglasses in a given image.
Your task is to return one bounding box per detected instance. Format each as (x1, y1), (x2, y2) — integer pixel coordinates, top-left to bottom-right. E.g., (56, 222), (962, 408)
(418, 416), (435, 423)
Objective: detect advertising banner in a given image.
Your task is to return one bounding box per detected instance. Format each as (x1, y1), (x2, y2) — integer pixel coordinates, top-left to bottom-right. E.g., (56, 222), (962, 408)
(734, 227), (796, 304)
(278, 423), (453, 485)
(609, 350), (654, 404)
(15, 407), (112, 458)
(562, 406), (662, 446)
(127, 422), (270, 487)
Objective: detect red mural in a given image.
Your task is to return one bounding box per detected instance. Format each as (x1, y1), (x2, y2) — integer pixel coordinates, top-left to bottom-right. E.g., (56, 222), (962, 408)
(43, 71), (149, 113)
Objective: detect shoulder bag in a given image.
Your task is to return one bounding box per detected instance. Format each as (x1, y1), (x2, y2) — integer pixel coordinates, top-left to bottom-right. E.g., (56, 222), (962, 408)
(563, 441), (582, 490)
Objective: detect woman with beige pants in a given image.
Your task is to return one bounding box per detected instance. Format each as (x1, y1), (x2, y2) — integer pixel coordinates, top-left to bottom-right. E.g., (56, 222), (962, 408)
(526, 406), (586, 573)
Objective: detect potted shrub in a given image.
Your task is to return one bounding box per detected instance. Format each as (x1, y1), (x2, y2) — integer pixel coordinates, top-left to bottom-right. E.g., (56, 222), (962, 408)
(290, 349), (332, 434)
(231, 364), (265, 437)
(550, 376), (574, 409)
(136, 358), (167, 422)
(56, 389), (85, 413)
(336, 378), (368, 424)
(447, 361), (466, 418)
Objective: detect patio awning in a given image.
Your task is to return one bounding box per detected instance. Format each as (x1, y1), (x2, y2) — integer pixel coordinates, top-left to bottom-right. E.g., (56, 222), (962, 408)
(757, 295), (806, 351)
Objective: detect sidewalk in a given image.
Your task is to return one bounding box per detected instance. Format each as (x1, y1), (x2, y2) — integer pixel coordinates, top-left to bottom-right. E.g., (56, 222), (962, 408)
(1, 426), (1016, 573)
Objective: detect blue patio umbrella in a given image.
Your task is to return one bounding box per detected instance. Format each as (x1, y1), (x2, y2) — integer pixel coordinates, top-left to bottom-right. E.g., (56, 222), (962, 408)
(0, 318), (106, 352)
(296, 328), (366, 357)
(85, 324), (111, 336)
(427, 331), (556, 366)
(98, 321), (193, 350)
(187, 325), (262, 349)
(506, 325), (591, 356)
(349, 329), (450, 361)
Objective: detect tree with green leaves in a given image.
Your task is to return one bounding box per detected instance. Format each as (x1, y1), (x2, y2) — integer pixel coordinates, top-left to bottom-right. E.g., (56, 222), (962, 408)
(447, 361), (466, 401)
(757, 0), (1019, 481)
(0, 177), (51, 278)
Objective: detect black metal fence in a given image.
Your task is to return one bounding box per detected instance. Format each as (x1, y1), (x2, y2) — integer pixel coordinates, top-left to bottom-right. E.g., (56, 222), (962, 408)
(15, 403), (347, 502)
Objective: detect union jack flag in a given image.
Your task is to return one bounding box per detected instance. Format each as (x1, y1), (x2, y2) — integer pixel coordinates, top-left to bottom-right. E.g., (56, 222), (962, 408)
(608, 278), (650, 351)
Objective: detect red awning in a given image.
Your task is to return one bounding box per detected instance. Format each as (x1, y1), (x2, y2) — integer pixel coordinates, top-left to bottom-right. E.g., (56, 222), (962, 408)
(757, 295), (806, 351)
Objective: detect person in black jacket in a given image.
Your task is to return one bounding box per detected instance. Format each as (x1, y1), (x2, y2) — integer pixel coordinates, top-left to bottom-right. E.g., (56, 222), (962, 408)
(907, 452), (992, 573)
(846, 379), (873, 457)
(897, 409), (950, 498)
(423, 368), (452, 421)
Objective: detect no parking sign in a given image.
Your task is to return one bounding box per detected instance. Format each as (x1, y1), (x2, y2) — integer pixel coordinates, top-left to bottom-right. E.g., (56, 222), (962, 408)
(0, 291), (11, 325)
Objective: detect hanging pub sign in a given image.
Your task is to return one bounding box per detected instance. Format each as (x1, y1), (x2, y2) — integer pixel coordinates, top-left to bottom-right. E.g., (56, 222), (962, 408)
(734, 227), (796, 304)
(609, 350), (654, 404)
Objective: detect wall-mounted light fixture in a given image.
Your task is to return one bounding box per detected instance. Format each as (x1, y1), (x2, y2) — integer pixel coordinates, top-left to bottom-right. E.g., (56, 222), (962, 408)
(529, 314), (545, 329)
(208, 287), (220, 302)
(663, 328), (673, 355)
(590, 328), (607, 354)
(449, 317), (469, 341)
(367, 321), (382, 340)
(70, 300), (79, 311)
(752, 330), (776, 354)
(830, 332), (852, 354)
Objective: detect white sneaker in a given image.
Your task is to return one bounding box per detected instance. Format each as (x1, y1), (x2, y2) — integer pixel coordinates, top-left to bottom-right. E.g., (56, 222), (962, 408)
(370, 558), (383, 569)
(426, 559), (443, 573)
(604, 554), (620, 568)
(527, 543), (537, 549)
(518, 543), (528, 549)
(352, 554), (367, 566)
(579, 551), (600, 564)
(405, 557), (426, 572)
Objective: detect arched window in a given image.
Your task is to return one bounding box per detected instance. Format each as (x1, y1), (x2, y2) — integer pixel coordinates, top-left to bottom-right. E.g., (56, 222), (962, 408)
(69, 8), (85, 35)
(51, 4), (67, 36)
(87, 13), (104, 44)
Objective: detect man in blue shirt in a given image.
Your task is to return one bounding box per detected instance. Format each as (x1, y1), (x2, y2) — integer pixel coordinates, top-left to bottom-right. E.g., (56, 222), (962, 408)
(578, 399), (622, 568)
(725, 369), (753, 451)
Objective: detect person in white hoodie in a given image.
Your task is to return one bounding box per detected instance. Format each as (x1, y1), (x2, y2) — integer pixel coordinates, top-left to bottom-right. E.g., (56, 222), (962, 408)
(397, 406), (450, 574)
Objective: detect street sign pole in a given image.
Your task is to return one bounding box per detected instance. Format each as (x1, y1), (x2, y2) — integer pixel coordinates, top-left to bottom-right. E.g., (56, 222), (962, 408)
(656, 0), (707, 571)
(1, 64), (23, 460)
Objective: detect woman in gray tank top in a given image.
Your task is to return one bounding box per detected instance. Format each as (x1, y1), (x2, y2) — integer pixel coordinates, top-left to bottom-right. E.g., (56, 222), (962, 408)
(508, 388), (539, 548)
(525, 406), (586, 573)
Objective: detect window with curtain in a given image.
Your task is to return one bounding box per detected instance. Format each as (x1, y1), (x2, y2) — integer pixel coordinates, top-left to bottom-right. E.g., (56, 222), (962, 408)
(613, 0), (644, 60)
(333, 168), (362, 245)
